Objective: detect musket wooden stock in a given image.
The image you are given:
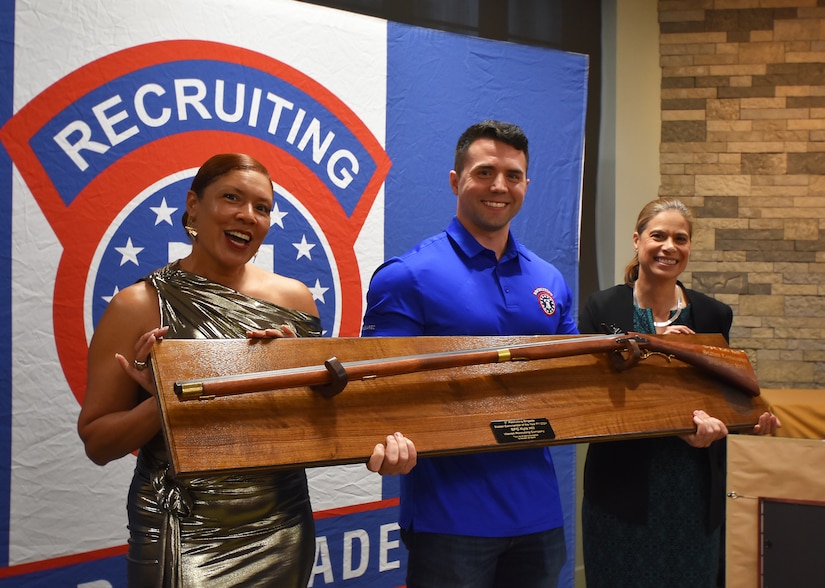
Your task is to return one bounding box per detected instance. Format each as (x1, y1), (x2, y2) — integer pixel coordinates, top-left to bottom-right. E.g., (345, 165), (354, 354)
(173, 333), (760, 400)
(640, 336), (760, 397)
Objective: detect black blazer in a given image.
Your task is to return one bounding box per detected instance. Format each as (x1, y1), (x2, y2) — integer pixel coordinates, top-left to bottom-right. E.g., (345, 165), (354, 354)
(578, 282), (733, 530)
(579, 282), (732, 341)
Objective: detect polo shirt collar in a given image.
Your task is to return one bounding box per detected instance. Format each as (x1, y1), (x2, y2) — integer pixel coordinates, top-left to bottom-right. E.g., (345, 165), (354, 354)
(445, 217), (527, 263)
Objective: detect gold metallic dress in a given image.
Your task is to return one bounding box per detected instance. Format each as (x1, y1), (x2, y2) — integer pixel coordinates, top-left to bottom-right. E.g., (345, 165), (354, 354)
(126, 261), (322, 587)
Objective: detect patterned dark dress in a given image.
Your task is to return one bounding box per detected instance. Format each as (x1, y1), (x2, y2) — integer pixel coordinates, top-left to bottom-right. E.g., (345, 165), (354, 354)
(582, 304), (722, 588)
(126, 261), (322, 587)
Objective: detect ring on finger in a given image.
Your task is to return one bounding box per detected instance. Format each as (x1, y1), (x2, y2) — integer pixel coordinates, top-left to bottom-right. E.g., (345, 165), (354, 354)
(133, 358), (149, 371)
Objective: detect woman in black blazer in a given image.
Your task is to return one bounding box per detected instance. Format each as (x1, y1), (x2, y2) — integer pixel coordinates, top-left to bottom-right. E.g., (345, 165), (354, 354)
(578, 198), (779, 588)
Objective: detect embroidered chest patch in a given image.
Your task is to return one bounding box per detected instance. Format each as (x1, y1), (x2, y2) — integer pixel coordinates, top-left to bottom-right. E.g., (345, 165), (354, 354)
(533, 287), (557, 317)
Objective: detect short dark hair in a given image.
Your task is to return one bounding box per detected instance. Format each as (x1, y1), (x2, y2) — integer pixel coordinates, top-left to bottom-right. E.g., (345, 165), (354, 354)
(454, 120), (529, 174)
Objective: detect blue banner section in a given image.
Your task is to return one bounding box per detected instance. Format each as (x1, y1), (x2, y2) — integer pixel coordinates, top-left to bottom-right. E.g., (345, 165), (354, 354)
(0, 0), (14, 569)
(549, 445), (576, 588)
(385, 22), (588, 300)
(311, 505), (406, 588)
(0, 506), (409, 588)
(32, 61), (375, 215)
(384, 21), (588, 588)
(2, 506), (409, 588)
(0, 555), (126, 588)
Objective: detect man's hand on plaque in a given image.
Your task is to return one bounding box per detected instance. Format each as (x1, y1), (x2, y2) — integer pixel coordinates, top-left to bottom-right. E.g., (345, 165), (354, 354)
(367, 432), (417, 476)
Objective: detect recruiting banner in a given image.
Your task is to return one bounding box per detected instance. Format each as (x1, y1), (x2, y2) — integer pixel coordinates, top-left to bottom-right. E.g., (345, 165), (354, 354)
(0, 1), (588, 586)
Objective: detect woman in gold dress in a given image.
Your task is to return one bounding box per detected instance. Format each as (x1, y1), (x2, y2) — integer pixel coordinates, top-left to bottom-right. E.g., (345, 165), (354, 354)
(78, 153), (415, 587)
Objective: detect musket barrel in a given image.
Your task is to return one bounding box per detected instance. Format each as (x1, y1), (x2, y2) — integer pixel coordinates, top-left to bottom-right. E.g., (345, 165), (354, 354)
(174, 334), (622, 400)
(172, 333), (760, 401)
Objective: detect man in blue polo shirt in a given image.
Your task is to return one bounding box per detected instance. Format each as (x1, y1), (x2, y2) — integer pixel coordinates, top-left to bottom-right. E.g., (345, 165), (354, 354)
(361, 120), (577, 587)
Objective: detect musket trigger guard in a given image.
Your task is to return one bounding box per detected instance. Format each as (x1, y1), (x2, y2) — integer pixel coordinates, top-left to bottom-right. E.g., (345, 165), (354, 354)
(310, 357), (348, 398)
(640, 349), (675, 363)
(609, 337), (642, 372)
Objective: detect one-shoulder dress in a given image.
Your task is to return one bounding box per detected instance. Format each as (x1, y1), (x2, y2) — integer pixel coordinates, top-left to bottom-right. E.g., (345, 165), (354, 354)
(126, 261), (322, 587)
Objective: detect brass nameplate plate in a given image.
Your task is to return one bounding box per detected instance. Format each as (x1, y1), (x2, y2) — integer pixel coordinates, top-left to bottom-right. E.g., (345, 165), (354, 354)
(490, 418), (555, 444)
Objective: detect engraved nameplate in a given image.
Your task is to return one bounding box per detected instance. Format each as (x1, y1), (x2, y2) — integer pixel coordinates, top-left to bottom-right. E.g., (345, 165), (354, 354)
(490, 418), (556, 443)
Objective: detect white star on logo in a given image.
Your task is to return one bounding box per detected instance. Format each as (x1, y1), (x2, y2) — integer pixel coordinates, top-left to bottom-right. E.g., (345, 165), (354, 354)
(102, 286), (120, 303)
(309, 278), (329, 304)
(293, 235), (316, 260)
(270, 202), (288, 229)
(115, 237), (144, 266)
(150, 197), (178, 226)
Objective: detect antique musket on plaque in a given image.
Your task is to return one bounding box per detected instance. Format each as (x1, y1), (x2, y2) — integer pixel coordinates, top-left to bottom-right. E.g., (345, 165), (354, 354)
(173, 332), (760, 401)
(151, 333), (768, 477)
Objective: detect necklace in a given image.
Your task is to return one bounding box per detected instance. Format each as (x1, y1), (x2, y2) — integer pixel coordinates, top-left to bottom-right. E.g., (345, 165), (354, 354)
(633, 283), (684, 328)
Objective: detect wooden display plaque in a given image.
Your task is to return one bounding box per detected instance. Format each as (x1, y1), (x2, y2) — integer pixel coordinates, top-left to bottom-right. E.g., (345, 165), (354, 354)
(151, 334), (768, 477)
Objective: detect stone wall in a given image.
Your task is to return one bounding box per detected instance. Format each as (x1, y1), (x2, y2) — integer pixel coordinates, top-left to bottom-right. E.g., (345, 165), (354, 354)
(658, 0), (825, 388)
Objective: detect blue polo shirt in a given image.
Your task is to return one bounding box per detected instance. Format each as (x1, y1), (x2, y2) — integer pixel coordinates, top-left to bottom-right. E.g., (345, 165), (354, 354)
(361, 217), (578, 537)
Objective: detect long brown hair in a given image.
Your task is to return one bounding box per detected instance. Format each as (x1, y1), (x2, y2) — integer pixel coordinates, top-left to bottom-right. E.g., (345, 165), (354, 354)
(623, 197), (694, 285)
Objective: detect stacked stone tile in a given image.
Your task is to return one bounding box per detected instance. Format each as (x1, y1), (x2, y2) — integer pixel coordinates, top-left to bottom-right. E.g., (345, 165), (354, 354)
(658, 0), (825, 388)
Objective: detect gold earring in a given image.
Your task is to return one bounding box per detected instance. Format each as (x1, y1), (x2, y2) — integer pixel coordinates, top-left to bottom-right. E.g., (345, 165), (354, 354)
(185, 225), (198, 240)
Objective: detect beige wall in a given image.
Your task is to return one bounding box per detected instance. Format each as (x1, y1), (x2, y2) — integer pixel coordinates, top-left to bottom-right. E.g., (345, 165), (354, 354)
(597, 0), (662, 289)
(658, 0), (825, 389)
(582, 4), (661, 586)
(597, 0), (825, 389)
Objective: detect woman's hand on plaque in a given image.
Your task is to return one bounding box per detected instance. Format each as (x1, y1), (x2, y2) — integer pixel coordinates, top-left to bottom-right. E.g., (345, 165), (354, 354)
(679, 409), (728, 448)
(114, 326), (169, 395)
(751, 411), (782, 436)
(247, 324), (298, 339)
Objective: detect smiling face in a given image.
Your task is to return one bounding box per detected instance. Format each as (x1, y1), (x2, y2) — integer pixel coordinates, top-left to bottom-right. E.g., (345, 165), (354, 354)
(185, 168), (274, 271)
(450, 137), (529, 252)
(633, 209), (691, 281)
